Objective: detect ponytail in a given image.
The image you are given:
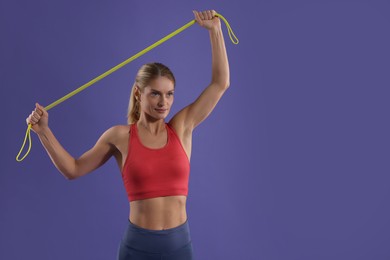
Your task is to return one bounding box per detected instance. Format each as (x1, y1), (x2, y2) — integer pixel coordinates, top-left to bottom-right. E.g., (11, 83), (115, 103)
(127, 83), (140, 124)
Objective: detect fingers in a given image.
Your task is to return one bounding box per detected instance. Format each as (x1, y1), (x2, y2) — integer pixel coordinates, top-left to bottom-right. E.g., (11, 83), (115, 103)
(193, 10), (201, 24)
(33, 108), (41, 117)
(26, 114), (36, 125)
(193, 10), (216, 21)
(32, 111), (40, 121)
(205, 10), (213, 19)
(27, 110), (40, 124)
(35, 102), (44, 114)
(26, 103), (46, 125)
(35, 103), (48, 116)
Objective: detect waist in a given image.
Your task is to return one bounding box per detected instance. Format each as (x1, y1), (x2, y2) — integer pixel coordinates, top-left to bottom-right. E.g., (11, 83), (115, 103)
(129, 195), (187, 230)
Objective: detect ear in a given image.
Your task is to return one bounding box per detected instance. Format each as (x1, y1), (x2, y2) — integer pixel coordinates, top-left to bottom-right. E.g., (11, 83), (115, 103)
(134, 86), (141, 101)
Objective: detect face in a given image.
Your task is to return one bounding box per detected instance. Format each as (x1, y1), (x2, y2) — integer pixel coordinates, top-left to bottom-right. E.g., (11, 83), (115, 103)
(137, 76), (175, 121)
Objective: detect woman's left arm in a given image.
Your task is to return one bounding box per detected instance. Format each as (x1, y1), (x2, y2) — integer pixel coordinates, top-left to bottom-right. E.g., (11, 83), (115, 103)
(170, 10), (230, 131)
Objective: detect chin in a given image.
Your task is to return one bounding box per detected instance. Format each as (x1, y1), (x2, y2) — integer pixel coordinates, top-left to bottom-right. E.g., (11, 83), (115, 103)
(152, 112), (169, 121)
(160, 114), (169, 120)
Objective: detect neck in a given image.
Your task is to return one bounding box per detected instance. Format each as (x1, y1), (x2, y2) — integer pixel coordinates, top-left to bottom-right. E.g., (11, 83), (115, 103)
(137, 116), (165, 135)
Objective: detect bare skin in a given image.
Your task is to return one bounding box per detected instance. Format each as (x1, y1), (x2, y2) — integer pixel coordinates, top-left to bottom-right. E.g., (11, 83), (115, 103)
(26, 9), (229, 231)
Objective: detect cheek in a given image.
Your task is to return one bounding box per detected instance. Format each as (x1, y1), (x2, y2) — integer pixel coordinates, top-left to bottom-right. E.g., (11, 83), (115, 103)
(140, 98), (152, 110)
(145, 96), (156, 105)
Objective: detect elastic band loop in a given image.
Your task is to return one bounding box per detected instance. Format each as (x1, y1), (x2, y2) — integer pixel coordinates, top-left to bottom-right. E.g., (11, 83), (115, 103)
(216, 13), (239, 44)
(16, 124), (32, 162)
(16, 12), (239, 162)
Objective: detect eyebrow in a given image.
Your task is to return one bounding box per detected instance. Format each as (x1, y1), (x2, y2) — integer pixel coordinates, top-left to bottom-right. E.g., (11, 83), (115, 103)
(150, 89), (175, 93)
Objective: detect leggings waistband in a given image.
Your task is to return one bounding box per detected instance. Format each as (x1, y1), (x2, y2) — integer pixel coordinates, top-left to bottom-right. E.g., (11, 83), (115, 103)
(120, 218), (191, 253)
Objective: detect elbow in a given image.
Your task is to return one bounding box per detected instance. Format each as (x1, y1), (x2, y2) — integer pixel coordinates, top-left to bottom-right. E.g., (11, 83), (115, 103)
(225, 81), (230, 89)
(213, 81), (230, 90)
(64, 171), (77, 181)
(221, 81), (230, 90)
(66, 174), (76, 181)
(66, 168), (80, 180)
(221, 78), (230, 89)
(65, 158), (79, 180)
(63, 166), (78, 181)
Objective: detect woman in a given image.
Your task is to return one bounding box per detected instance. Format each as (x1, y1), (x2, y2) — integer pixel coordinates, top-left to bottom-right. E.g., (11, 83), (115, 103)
(26, 9), (229, 260)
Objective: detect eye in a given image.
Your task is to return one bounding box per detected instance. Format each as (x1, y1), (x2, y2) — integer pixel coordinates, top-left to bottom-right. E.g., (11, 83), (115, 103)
(151, 92), (160, 97)
(167, 92), (174, 97)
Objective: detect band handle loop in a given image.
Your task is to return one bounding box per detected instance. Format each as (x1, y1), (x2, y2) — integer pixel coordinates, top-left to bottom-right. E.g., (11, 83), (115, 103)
(16, 12), (238, 162)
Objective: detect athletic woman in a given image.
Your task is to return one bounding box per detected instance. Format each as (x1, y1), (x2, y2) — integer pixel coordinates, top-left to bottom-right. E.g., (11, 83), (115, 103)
(26, 9), (229, 260)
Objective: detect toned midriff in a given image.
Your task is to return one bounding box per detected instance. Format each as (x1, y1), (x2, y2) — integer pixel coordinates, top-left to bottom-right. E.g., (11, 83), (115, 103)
(129, 195), (188, 230)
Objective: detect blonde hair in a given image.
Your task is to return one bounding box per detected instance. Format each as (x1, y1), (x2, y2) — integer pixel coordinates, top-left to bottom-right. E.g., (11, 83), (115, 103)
(127, 62), (175, 124)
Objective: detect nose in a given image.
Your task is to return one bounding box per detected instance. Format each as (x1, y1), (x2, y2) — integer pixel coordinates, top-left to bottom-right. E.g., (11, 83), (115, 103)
(158, 95), (167, 107)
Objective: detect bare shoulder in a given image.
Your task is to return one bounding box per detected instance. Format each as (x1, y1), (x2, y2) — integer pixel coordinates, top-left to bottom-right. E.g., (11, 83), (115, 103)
(107, 124), (130, 134)
(102, 125), (130, 145)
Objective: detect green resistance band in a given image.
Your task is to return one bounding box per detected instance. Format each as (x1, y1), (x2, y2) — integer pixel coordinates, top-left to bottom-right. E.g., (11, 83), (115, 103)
(16, 12), (239, 162)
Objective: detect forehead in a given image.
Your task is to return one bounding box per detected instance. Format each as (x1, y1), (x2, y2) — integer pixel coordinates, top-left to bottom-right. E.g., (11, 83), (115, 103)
(146, 76), (174, 91)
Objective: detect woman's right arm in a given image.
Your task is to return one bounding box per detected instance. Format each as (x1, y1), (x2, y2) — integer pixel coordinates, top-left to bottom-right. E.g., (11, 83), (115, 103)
(27, 103), (116, 180)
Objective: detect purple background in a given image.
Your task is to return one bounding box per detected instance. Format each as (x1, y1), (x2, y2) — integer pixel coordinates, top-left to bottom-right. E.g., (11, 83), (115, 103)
(1, 0), (390, 259)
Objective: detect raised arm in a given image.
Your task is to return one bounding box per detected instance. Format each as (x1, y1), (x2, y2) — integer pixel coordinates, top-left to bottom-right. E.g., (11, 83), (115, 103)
(27, 103), (116, 180)
(170, 10), (230, 131)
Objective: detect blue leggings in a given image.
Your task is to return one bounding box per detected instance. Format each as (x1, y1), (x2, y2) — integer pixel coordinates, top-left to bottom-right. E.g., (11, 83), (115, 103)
(117, 218), (194, 260)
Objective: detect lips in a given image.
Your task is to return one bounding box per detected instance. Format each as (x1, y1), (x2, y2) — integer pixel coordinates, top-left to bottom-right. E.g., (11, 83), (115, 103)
(155, 108), (167, 113)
